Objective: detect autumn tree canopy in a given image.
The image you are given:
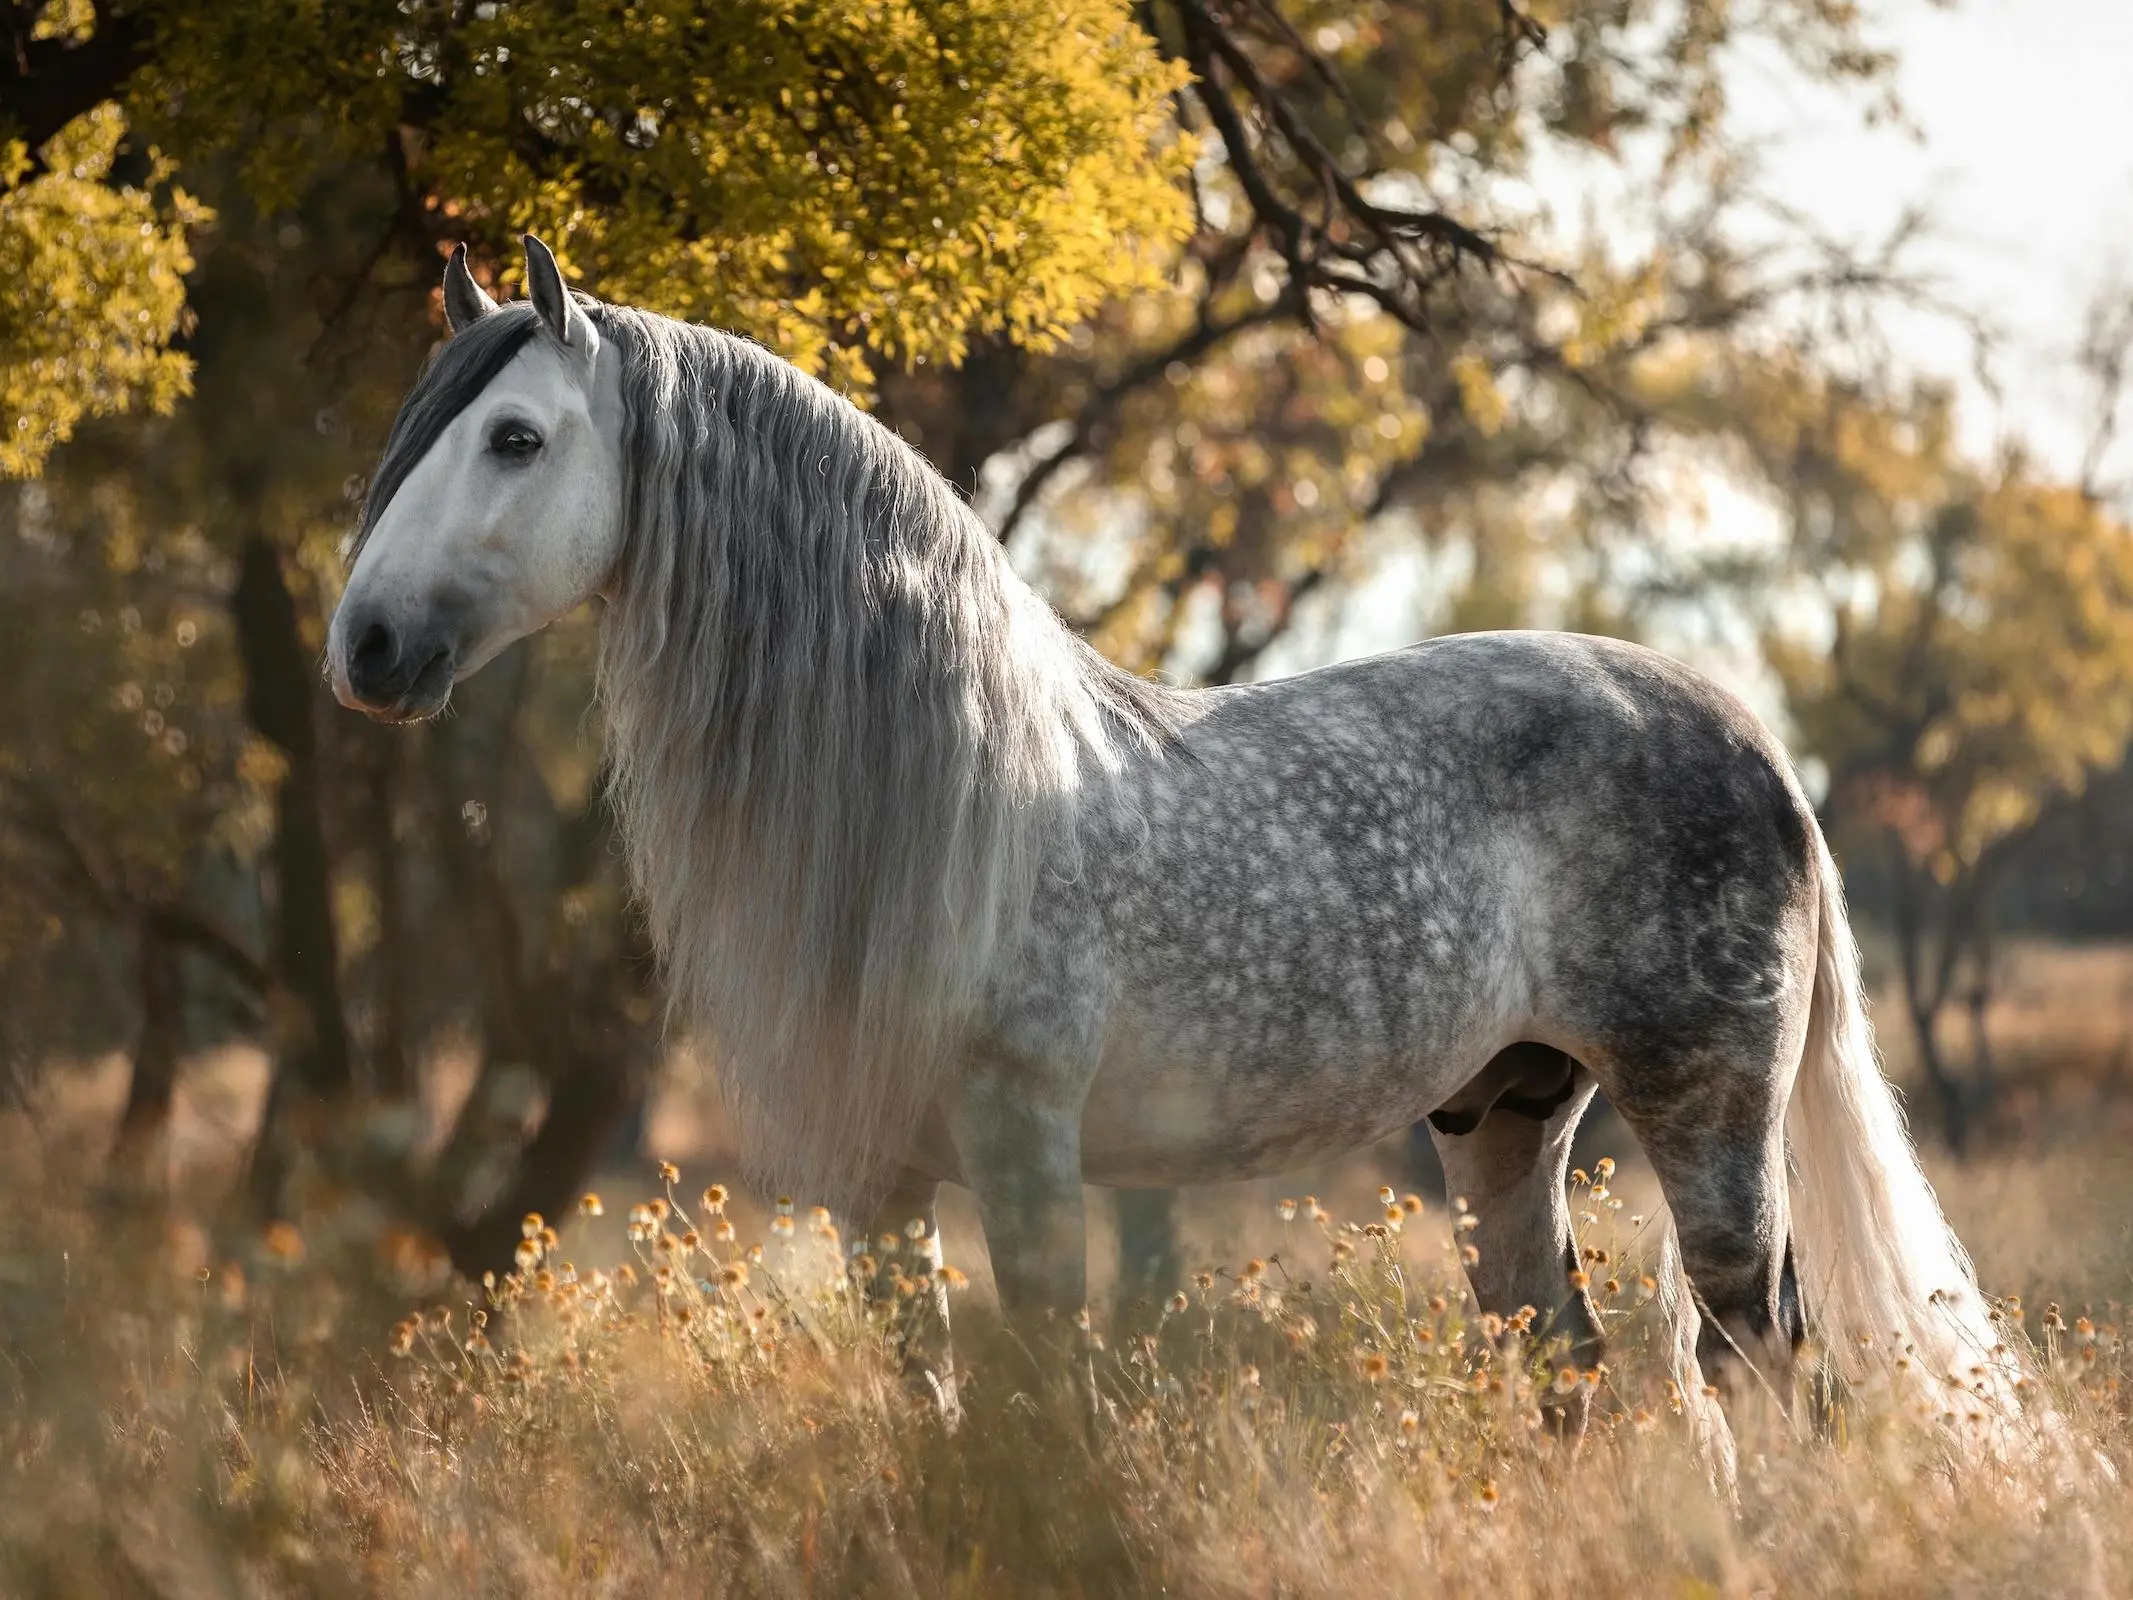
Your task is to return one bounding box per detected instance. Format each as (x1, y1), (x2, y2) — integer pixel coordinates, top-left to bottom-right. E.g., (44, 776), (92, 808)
(4, 0), (2011, 1259)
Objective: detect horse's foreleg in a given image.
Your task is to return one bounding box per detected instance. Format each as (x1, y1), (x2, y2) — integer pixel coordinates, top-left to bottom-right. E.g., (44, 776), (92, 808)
(1429, 1078), (1603, 1420)
(947, 1058), (1087, 1339)
(863, 1168), (958, 1417)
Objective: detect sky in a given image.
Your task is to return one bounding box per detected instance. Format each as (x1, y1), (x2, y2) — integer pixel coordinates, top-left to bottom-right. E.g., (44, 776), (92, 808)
(1731, 0), (2133, 481)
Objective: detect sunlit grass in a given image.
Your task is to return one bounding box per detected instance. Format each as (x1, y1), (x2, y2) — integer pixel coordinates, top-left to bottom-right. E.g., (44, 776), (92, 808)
(1, 1139), (2129, 1598)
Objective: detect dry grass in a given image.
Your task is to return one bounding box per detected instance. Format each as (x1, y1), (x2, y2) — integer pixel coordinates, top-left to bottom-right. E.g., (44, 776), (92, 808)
(5, 941), (2133, 1595)
(1, 1118), (2129, 1599)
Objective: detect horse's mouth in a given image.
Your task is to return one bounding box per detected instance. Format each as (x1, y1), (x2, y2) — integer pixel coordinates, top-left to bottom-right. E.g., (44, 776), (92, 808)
(337, 646), (456, 724)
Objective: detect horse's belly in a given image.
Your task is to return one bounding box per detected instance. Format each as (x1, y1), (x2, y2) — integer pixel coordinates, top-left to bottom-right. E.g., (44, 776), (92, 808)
(1075, 1032), (1486, 1187)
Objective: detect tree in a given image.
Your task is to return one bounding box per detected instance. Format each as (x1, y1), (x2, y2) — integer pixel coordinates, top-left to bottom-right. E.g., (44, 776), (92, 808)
(1649, 358), (2133, 1148)
(1, 0), (1944, 1272)
(3, 0), (1194, 470)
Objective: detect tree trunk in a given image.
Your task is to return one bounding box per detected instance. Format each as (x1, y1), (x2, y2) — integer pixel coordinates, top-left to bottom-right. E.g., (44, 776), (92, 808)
(112, 913), (184, 1182)
(364, 734), (414, 1100)
(233, 534), (352, 1217)
(1909, 995), (1970, 1155)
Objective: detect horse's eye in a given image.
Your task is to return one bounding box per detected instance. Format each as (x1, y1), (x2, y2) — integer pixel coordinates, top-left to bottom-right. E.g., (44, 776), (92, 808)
(489, 423), (543, 459)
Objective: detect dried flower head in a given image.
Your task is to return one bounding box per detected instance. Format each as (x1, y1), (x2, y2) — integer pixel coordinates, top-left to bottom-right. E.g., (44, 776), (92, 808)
(579, 1193), (604, 1218)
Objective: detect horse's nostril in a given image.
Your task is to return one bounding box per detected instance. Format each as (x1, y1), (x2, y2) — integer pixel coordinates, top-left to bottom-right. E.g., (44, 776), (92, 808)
(351, 619), (396, 675)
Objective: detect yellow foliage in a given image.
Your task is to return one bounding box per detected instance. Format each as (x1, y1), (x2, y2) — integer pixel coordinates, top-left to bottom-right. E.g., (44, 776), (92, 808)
(1758, 383), (2133, 871)
(0, 107), (207, 477)
(138, 0), (1192, 392)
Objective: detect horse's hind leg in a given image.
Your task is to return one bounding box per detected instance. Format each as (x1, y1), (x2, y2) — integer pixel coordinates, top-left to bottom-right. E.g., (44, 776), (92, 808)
(1427, 1056), (1603, 1416)
(1595, 1033), (1808, 1429)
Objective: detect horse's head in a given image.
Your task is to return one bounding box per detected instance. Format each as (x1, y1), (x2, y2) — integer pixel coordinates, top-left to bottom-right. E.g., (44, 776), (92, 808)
(329, 235), (624, 721)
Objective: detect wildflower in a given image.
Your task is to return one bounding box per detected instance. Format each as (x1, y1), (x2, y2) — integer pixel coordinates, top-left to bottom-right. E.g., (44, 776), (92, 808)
(615, 1264), (638, 1287)
(1480, 1312), (1504, 1339)
(389, 1318), (417, 1357)
(1400, 1193), (1424, 1216)
(681, 1230), (700, 1250)
(1477, 1481), (1499, 1506)
(811, 1206), (834, 1228)
(579, 1194), (604, 1217)
(515, 1240), (540, 1272)
(720, 1262), (750, 1288)
(646, 1198), (670, 1222)
(1240, 1364), (1261, 1390)
(1360, 1352), (1390, 1382)
(539, 1226), (559, 1252)
(1242, 1258), (1267, 1280)
(776, 1197), (795, 1217)
(746, 1244), (764, 1265)
(262, 1221), (304, 1263)
(904, 1216), (928, 1239)
(938, 1266), (969, 1290)
(771, 1216), (795, 1238)
(1194, 1272), (1216, 1291)
(1399, 1409), (1420, 1437)
(1460, 1245), (1480, 1267)
(1377, 1186), (1396, 1206)
(1331, 1241), (1355, 1265)
(1426, 1295), (1448, 1315)
(1595, 1157), (1615, 1180)
(702, 1185), (728, 1213)
(1277, 1198), (1299, 1222)
(194, 1265), (212, 1285)
(714, 1219), (737, 1243)
(1553, 1366), (1581, 1395)
(1166, 1291), (1189, 1314)
(658, 1160), (680, 1184)
(1454, 1213), (1480, 1233)
(1567, 1270), (1590, 1290)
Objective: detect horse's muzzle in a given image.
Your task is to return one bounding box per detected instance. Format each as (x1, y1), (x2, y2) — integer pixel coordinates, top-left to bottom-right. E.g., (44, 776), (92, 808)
(334, 606), (457, 722)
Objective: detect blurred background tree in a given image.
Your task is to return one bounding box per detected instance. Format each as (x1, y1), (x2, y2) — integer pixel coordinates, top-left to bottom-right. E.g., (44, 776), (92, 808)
(7, 0), (2128, 1286)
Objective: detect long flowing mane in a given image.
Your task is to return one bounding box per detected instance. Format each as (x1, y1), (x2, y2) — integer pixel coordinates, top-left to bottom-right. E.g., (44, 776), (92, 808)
(587, 304), (1184, 1214)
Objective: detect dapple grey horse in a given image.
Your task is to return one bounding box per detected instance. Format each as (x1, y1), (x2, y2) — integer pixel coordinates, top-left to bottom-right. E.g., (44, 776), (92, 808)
(328, 237), (2023, 1472)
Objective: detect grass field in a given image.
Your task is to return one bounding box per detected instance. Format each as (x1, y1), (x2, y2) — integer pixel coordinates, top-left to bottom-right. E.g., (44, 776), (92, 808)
(2, 942), (2130, 1596)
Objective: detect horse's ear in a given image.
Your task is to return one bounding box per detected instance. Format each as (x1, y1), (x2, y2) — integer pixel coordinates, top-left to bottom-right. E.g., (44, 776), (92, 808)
(442, 244), (498, 334)
(522, 232), (593, 353)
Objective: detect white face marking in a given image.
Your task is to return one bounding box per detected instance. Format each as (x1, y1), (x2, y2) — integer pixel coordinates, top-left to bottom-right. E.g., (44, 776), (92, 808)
(327, 332), (625, 720)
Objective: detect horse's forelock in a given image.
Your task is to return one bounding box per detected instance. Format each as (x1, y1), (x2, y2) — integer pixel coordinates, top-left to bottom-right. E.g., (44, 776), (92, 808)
(354, 306), (545, 557)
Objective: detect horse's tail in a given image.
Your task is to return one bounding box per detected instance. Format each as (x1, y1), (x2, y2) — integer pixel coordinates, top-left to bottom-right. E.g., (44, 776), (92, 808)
(1787, 827), (2027, 1428)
